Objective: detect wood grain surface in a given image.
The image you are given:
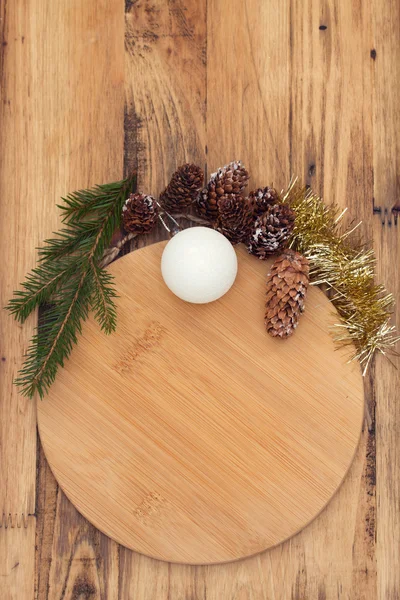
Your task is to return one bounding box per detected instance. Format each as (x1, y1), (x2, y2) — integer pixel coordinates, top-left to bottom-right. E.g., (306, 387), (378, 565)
(37, 243), (364, 564)
(0, 0), (398, 597)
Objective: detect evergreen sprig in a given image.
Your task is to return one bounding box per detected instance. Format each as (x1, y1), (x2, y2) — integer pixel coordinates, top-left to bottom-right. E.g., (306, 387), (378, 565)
(90, 260), (118, 334)
(7, 172), (137, 398)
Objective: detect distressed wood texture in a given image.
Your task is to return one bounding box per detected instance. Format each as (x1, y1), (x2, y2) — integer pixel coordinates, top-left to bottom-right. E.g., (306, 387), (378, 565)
(0, 0), (124, 598)
(372, 1), (400, 598)
(0, 0), (398, 598)
(0, 5), (37, 599)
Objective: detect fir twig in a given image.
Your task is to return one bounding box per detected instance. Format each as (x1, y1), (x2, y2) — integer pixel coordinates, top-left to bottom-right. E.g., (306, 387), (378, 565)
(6, 258), (76, 323)
(14, 270), (93, 398)
(7, 172), (136, 398)
(38, 221), (99, 262)
(90, 259), (117, 334)
(99, 232), (137, 268)
(58, 179), (129, 223)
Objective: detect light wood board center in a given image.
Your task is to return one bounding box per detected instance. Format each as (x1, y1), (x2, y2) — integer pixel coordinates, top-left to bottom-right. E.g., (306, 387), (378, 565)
(37, 242), (364, 564)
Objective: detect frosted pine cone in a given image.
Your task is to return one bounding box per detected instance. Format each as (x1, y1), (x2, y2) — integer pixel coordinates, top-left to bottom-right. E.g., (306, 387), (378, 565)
(197, 160), (249, 222)
(265, 250), (310, 338)
(122, 193), (159, 234)
(217, 194), (253, 244)
(247, 187), (279, 217)
(248, 204), (295, 258)
(160, 163), (204, 212)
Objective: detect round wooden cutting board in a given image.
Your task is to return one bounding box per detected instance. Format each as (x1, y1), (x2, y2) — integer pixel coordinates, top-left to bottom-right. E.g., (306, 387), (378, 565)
(37, 242), (364, 564)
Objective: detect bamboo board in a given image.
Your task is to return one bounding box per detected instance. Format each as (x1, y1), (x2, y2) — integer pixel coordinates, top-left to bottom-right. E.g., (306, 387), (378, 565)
(37, 242), (364, 565)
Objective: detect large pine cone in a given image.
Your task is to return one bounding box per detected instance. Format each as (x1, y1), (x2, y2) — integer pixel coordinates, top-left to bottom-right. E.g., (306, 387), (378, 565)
(122, 193), (159, 234)
(217, 194), (253, 244)
(160, 163), (204, 213)
(247, 203), (295, 259)
(265, 250), (310, 338)
(247, 187), (279, 217)
(197, 160), (249, 222)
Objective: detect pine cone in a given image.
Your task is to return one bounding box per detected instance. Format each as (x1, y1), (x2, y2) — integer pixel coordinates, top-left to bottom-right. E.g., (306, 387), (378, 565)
(217, 194), (253, 244)
(160, 163), (204, 212)
(247, 203), (295, 259)
(197, 160), (249, 222)
(265, 250), (310, 338)
(122, 193), (159, 234)
(247, 187), (279, 217)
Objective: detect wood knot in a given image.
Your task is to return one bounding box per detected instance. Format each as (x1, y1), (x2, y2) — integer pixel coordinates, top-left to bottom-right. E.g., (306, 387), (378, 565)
(125, 0), (135, 13)
(133, 491), (166, 525)
(112, 321), (167, 374)
(72, 577), (97, 599)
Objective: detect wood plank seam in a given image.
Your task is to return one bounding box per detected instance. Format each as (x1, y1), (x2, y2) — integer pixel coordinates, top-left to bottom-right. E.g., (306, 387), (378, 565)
(364, 368), (377, 549)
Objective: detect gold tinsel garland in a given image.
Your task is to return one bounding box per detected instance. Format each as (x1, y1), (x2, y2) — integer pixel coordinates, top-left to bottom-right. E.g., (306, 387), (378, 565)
(281, 180), (399, 374)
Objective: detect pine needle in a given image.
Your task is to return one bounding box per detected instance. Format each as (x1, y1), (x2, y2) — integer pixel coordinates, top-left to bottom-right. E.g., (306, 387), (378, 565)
(6, 257), (76, 323)
(7, 172), (137, 398)
(90, 259), (118, 334)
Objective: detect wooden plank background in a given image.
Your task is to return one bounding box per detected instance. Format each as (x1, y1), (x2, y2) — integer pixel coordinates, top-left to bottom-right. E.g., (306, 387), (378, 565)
(0, 0), (398, 598)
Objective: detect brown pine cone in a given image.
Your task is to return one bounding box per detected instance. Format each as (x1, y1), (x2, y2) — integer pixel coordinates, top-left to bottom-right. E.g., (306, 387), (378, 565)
(265, 250), (310, 338)
(197, 160), (249, 222)
(122, 193), (159, 234)
(160, 163), (204, 213)
(247, 187), (279, 217)
(217, 194), (253, 244)
(247, 203), (295, 259)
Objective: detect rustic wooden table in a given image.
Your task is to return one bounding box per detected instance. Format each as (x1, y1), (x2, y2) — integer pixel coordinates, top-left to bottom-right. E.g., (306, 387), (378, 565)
(1, 1), (399, 598)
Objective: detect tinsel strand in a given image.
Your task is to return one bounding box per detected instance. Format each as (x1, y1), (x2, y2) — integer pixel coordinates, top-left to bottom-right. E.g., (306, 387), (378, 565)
(282, 179), (399, 374)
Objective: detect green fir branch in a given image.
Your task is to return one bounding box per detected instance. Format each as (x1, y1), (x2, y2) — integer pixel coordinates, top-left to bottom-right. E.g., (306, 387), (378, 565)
(6, 257), (78, 323)
(90, 259), (118, 334)
(58, 179), (129, 223)
(38, 221), (99, 262)
(14, 269), (93, 398)
(7, 172), (137, 398)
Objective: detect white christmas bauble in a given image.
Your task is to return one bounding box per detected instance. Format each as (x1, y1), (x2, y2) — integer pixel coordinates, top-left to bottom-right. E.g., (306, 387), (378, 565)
(161, 227), (238, 304)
